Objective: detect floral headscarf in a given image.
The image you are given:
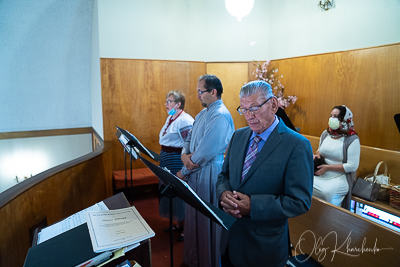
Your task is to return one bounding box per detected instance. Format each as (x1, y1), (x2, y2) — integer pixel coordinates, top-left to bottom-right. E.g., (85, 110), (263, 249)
(327, 105), (357, 137)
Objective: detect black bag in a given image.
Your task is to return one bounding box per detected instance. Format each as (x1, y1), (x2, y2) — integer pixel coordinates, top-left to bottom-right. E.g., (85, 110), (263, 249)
(313, 156), (325, 173)
(352, 177), (381, 202)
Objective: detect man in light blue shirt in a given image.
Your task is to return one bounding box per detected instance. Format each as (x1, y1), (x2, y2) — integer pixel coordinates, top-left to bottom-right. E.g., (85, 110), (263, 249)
(177, 74), (234, 267)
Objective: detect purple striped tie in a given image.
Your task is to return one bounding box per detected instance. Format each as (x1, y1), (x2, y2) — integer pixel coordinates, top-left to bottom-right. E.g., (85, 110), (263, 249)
(241, 136), (261, 181)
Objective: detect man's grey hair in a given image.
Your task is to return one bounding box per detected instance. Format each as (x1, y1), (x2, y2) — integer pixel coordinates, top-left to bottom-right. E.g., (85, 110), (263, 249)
(239, 80), (274, 100)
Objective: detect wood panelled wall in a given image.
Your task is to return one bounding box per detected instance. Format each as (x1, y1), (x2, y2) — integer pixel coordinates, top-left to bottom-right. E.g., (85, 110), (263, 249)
(249, 43), (400, 151)
(101, 59), (206, 171)
(101, 43), (400, 176)
(206, 63), (249, 130)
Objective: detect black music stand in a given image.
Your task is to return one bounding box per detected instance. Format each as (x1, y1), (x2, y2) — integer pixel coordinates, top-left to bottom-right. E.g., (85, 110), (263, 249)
(139, 155), (235, 230)
(159, 182), (179, 267)
(116, 126), (160, 203)
(25, 193), (152, 267)
(116, 126), (160, 161)
(116, 127), (235, 267)
(140, 155), (236, 267)
(116, 126), (179, 266)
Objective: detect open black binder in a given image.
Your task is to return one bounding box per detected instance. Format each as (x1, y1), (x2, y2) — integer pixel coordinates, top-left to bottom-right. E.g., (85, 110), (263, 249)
(24, 223), (105, 267)
(139, 155), (236, 230)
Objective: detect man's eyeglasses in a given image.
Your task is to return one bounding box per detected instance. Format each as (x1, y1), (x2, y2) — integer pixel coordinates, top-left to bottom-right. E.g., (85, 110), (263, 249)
(237, 96), (273, 115)
(197, 89), (213, 95)
(165, 100), (176, 104)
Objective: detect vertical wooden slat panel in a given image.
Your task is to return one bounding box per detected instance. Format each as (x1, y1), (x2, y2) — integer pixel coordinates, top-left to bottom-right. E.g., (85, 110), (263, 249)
(187, 62), (207, 118)
(206, 63), (249, 130)
(101, 44), (399, 170)
(101, 59), (205, 171)
(250, 44), (400, 151)
(272, 53), (337, 134)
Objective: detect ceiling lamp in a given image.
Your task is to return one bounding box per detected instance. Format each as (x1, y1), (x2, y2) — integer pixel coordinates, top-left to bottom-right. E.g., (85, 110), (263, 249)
(318, 0), (334, 11)
(225, 0), (255, 22)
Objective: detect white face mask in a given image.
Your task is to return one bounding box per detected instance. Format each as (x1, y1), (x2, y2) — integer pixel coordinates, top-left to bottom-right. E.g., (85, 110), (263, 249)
(328, 117), (340, 130)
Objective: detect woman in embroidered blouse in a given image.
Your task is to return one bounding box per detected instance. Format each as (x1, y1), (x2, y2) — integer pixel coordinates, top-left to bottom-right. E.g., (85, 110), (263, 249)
(313, 105), (360, 209)
(159, 90), (194, 241)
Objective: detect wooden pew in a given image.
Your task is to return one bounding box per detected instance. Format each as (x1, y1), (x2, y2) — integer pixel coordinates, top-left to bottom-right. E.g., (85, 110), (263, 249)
(303, 134), (400, 230)
(112, 168), (159, 195)
(289, 197), (400, 267)
(112, 168), (158, 189)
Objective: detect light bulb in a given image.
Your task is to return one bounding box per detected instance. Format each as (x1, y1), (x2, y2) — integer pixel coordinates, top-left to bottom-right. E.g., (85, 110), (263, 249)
(225, 0), (255, 22)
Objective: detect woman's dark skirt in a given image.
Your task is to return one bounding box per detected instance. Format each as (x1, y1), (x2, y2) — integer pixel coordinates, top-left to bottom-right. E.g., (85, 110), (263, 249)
(159, 150), (185, 221)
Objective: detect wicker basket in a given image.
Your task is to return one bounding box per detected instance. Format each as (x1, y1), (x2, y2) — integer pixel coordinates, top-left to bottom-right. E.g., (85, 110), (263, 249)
(389, 185), (400, 210)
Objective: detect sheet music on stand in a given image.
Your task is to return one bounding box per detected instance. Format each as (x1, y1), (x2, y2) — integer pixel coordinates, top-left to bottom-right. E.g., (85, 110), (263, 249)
(116, 126), (160, 162)
(116, 129), (139, 160)
(37, 201), (109, 244)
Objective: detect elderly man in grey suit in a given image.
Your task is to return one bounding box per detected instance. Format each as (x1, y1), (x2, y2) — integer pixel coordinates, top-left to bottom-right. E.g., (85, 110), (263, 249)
(216, 80), (313, 267)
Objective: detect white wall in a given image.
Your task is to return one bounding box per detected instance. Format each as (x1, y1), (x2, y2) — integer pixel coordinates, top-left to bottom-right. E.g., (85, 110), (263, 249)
(268, 0), (400, 60)
(98, 0), (400, 61)
(1, 0), (399, 135)
(98, 0), (206, 60)
(98, 0), (271, 61)
(91, 0), (104, 139)
(0, 0), (94, 133)
(0, 134), (93, 194)
(203, 0), (272, 62)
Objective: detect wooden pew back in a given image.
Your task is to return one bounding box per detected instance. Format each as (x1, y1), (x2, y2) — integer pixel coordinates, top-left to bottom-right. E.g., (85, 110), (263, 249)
(289, 197), (400, 267)
(303, 134), (400, 184)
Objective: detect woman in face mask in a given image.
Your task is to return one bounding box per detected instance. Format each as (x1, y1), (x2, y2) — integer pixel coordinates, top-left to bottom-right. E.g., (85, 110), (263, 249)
(313, 105), (360, 209)
(159, 90), (194, 241)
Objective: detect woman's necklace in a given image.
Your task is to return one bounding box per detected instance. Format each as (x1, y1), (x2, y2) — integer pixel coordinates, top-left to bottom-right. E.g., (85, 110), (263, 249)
(162, 110), (184, 136)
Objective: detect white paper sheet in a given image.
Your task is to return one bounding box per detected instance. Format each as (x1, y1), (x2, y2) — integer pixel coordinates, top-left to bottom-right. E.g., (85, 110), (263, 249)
(37, 201), (109, 244)
(86, 206), (155, 253)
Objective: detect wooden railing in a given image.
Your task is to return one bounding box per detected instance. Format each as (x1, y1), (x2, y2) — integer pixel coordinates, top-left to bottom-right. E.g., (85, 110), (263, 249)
(0, 128), (113, 267)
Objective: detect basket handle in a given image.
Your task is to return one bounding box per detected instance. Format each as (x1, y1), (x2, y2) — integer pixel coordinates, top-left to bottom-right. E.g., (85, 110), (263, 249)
(374, 161), (388, 177)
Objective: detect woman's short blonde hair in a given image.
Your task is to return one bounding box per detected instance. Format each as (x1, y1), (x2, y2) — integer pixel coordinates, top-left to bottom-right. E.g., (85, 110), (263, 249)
(166, 90), (186, 109)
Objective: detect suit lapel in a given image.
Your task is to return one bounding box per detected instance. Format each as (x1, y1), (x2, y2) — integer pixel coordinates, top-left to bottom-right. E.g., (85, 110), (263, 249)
(240, 120), (286, 186)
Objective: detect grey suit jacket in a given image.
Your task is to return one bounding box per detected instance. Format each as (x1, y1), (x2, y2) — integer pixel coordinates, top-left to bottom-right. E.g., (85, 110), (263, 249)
(216, 120), (313, 267)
